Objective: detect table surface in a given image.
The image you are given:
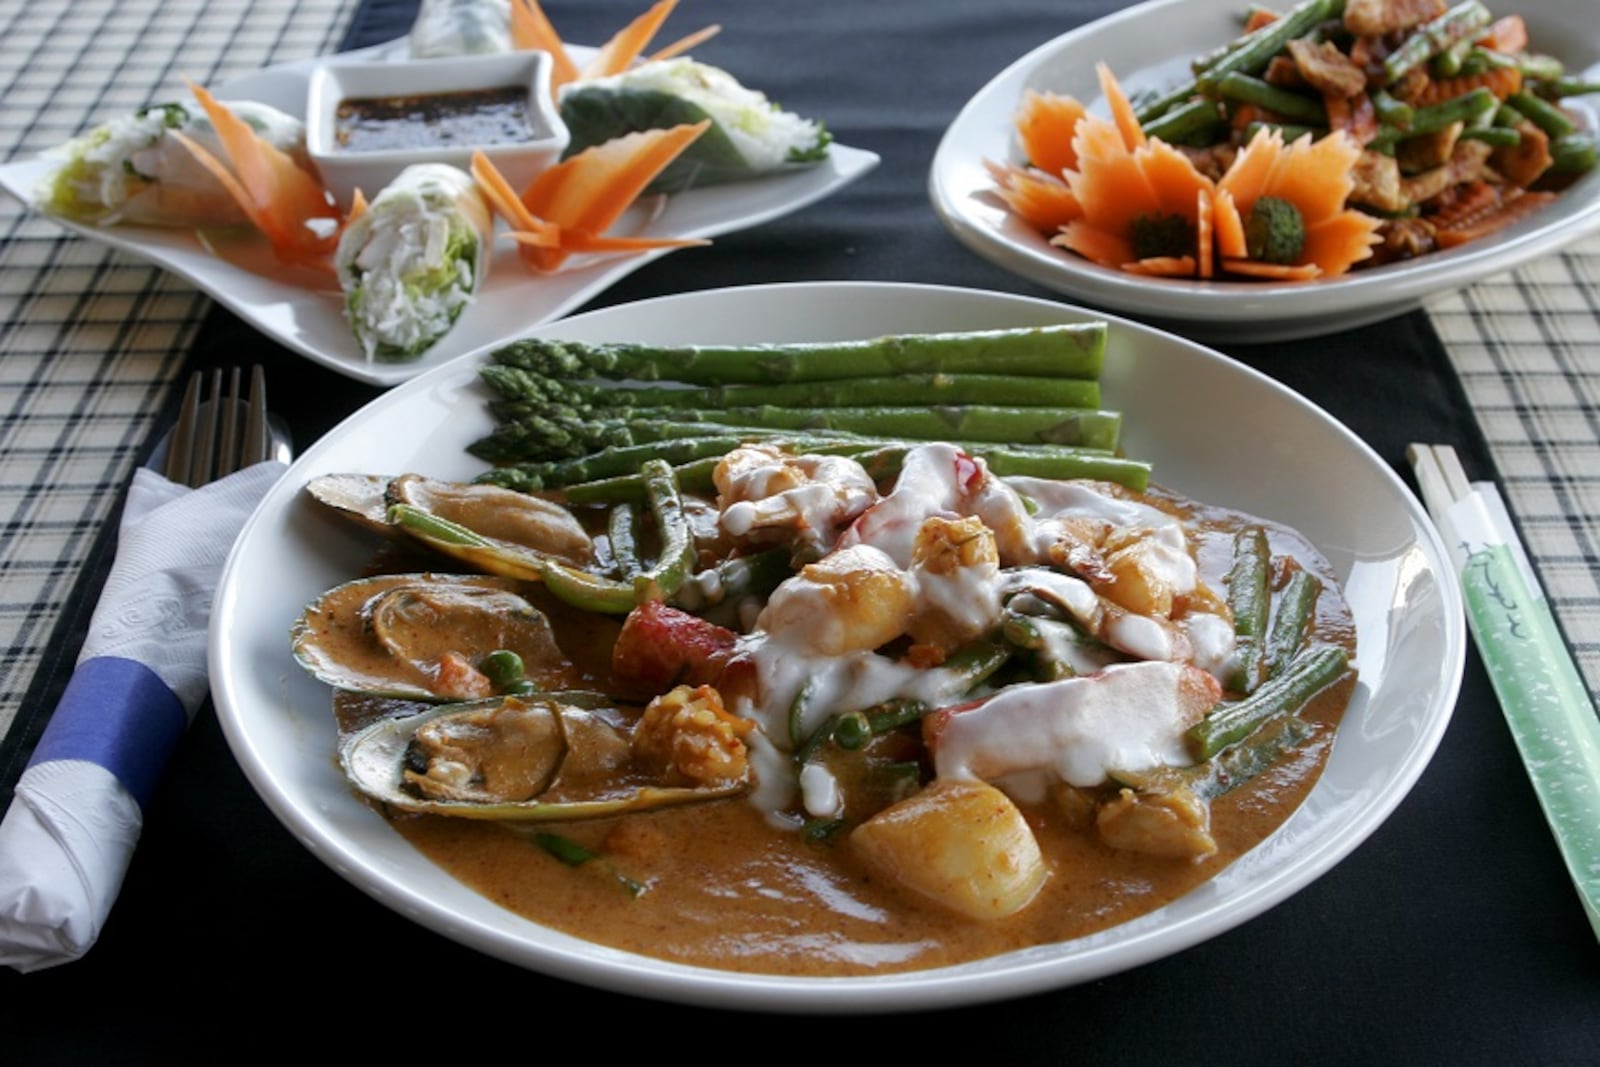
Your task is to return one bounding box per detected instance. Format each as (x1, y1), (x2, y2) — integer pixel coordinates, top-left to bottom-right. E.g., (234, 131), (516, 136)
(1, 0), (1597, 1057)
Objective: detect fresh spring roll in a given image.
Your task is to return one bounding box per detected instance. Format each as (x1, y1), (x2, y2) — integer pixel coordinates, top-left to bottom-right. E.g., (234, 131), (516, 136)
(408, 0), (513, 58)
(558, 58), (831, 193)
(37, 101), (309, 227)
(336, 163), (492, 362)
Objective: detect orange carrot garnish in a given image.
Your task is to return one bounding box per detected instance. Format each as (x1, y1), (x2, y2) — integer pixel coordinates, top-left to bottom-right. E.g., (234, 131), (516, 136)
(474, 121), (712, 273)
(510, 0), (581, 89)
(1221, 259), (1322, 280)
(1097, 63), (1147, 151)
(581, 0), (678, 81)
(1123, 255), (1196, 277)
(176, 82), (340, 267)
(984, 160), (1082, 233)
(1196, 189), (1214, 279)
(1015, 89), (1087, 177)
(1211, 189), (1248, 259)
(648, 22), (721, 62)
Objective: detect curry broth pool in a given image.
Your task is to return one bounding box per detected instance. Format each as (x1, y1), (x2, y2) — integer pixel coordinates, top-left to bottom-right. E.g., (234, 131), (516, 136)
(305, 459), (1356, 976)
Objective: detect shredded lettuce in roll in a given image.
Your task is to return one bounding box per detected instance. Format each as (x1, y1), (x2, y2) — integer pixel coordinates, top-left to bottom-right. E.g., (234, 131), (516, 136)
(38, 100), (308, 228)
(336, 163), (492, 362)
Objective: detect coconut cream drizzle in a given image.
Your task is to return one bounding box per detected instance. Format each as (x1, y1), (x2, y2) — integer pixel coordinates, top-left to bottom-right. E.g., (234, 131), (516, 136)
(717, 443), (1235, 816)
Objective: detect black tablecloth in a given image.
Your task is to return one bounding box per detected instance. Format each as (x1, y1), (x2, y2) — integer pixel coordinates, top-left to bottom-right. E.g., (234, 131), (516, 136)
(4, 0), (1596, 1060)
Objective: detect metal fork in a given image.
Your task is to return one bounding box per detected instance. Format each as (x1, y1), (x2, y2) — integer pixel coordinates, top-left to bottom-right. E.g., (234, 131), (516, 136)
(163, 365), (282, 487)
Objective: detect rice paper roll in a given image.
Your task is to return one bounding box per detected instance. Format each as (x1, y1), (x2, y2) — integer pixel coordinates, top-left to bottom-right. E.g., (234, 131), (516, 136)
(408, 0), (513, 58)
(558, 59), (831, 193)
(37, 101), (309, 228)
(336, 163), (492, 362)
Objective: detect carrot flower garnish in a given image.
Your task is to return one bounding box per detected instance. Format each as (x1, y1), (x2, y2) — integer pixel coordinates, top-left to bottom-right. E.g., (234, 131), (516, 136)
(1213, 127), (1380, 279)
(472, 120), (712, 274)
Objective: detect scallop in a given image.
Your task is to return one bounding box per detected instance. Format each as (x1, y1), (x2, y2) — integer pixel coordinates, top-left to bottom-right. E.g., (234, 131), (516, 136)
(340, 693), (750, 820)
(291, 573), (565, 701)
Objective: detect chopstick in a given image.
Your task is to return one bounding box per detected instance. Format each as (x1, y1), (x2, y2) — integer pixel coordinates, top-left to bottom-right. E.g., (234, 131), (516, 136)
(1407, 443), (1600, 940)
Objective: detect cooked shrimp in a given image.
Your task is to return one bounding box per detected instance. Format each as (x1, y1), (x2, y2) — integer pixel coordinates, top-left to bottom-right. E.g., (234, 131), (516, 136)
(908, 515), (1002, 651)
(755, 543), (913, 655)
(715, 443), (879, 555)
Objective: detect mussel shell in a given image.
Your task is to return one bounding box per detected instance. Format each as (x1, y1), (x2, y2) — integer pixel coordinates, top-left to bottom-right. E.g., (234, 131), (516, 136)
(387, 474), (594, 565)
(340, 693), (748, 820)
(304, 473), (595, 566)
(291, 573), (564, 701)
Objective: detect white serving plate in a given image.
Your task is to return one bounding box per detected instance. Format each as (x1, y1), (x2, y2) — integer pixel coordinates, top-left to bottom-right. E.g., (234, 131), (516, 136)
(210, 281), (1464, 1012)
(928, 0), (1600, 341)
(0, 42), (877, 386)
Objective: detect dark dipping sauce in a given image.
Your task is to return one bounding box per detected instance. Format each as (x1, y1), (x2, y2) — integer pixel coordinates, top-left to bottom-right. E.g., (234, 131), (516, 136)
(334, 85), (537, 152)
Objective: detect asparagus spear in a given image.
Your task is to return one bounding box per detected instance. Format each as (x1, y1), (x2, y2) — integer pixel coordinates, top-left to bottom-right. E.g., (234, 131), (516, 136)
(481, 366), (1103, 411)
(487, 323), (1108, 384)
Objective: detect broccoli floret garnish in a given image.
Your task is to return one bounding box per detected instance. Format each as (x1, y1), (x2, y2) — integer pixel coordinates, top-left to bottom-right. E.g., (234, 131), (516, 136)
(1130, 213), (1195, 260)
(1244, 196), (1306, 265)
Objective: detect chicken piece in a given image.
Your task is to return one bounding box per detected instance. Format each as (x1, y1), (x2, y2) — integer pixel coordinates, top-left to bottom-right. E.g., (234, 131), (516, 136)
(755, 543), (914, 655)
(1286, 38), (1368, 98)
(632, 684), (753, 788)
(1344, 0), (1446, 37)
(1096, 784), (1219, 861)
(1490, 117), (1553, 189)
(1396, 123), (1463, 174)
(1350, 149), (1407, 213)
(908, 515), (1002, 651)
(850, 779), (1048, 921)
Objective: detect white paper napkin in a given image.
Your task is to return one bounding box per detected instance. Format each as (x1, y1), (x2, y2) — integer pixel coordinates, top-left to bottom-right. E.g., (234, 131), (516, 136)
(0, 459), (286, 972)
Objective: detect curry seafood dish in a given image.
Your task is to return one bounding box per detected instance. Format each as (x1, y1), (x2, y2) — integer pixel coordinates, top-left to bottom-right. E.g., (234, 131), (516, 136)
(290, 331), (1357, 976)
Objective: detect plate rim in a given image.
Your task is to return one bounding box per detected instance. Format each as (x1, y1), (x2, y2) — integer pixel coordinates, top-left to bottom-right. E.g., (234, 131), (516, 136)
(927, 0), (1600, 341)
(210, 279), (1466, 1012)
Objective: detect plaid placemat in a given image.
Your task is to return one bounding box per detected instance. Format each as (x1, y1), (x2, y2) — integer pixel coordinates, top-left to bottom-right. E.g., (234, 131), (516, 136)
(0, 0), (359, 739)
(1430, 234), (1600, 699)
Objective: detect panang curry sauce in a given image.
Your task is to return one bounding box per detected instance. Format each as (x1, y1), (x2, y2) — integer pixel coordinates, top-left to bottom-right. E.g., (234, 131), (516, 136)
(296, 442), (1355, 976)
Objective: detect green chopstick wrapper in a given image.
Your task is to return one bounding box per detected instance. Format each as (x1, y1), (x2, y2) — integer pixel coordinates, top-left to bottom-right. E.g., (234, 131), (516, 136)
(1410, 444), (1600, 939)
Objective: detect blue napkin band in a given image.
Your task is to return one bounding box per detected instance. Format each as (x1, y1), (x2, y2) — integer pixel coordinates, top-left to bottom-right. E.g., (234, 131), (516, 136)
(28, 656), (188, 810)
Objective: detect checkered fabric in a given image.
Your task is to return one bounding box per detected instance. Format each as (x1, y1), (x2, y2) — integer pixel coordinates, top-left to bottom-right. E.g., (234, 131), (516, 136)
(0, 0), (359, 739)
(1431, 235), (1600, 700)
(0, 0), (1596, 747)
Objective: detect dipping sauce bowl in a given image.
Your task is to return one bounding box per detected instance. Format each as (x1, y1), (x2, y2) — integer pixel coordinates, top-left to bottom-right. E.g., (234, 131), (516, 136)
(306, 52), (568, 208)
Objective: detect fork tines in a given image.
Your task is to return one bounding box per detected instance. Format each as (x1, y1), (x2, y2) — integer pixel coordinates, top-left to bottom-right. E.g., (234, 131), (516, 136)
(164, 365), (272, 488)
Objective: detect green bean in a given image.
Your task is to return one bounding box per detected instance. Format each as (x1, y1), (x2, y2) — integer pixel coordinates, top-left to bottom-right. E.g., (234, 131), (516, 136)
(1371, 88), (1415, 131)
(1370, 87), (1498, 147)
(1544, 78), (1600, 99)
(1215, 71), (1328, 125)
(1195, 0), (1338, 94)
(1142, 97), (1226, 145)
(1459, 125), (1522, 146)
(1135, 81), (1201, 125)
(1225, 526), (1271, 695)
(670, 547), (793, 613)
(1188, 644), (1350, 761)
(1503, 91), (1577, 138)
(607, 501), (640, 578)
(1264, 570), (1323, 679)
(1113, 714), (1319, 800)
(1241, 121), (1327, 144)
(1381, 0), (1492, 84)
(630, 459), (696, 605)
(1550, 133), (1598, 174)
(1513, 53), (1565, 83)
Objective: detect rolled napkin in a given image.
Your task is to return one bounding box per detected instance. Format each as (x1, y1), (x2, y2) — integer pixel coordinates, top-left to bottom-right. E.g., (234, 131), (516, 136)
(0, 459), (286, 972)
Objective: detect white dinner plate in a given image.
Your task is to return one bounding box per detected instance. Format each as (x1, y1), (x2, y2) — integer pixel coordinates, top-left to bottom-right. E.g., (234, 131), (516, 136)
(210, 281), (1464, 1012)
(0, 42), (878, 387)
(928, 0), (1600, 341)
